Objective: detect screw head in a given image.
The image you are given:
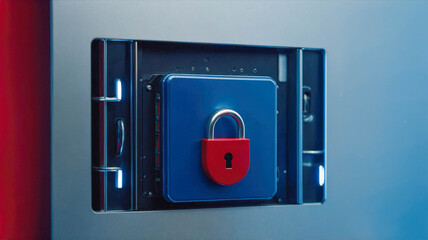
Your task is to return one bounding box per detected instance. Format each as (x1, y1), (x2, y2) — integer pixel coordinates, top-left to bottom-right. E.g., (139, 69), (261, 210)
(146, 84), (152, 91)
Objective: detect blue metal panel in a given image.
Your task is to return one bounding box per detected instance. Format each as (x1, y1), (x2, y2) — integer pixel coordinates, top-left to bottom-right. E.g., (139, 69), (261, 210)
(161, 74), (277, 202)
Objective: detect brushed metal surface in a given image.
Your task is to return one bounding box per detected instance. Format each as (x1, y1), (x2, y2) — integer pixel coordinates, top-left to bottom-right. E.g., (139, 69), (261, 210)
(52, 1), (428, 239)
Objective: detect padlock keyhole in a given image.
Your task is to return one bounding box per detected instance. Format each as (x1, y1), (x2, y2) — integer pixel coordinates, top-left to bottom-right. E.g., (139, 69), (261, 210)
(224, 152), (233, 169)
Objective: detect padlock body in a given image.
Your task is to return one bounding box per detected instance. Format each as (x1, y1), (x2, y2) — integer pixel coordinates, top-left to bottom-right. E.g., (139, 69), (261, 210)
(201, 138), (250, 185)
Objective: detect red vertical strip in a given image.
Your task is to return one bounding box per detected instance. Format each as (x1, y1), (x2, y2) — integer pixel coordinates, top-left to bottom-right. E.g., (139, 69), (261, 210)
(0, 0), (51, 239)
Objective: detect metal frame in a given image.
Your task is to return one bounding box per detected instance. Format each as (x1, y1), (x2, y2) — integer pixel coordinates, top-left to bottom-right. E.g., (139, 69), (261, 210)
(52, 1), (428, 239)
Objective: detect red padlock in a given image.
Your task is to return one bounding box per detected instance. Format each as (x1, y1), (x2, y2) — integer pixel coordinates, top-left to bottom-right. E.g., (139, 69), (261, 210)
(201, 109), (250, 185)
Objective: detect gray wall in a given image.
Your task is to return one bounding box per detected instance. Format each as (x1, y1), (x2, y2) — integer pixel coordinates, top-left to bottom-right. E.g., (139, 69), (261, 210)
(52, 1), (428, 239)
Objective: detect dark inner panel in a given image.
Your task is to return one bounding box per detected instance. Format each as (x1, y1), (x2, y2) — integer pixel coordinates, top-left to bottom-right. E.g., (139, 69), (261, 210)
(91, 39), (326, 211)
(302, 50), (324, 151)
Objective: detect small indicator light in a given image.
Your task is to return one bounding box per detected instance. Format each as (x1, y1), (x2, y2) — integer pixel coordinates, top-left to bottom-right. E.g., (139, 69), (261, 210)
(319, 165), (325, 186)
(116, 170), (123, 189)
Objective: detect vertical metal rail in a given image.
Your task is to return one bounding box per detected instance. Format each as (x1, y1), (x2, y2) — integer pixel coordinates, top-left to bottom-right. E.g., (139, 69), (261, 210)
(296, 48), (303, 204)
(286, 48), (303, 204)
(103, 40), (108, 211)
(322, 50), (327, 202)
(132, 41), (138, 210)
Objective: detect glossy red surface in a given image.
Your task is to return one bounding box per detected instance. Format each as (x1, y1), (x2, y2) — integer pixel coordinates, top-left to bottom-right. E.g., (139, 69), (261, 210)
(0, 0), (50, 239)
(201, 138), (250, 185)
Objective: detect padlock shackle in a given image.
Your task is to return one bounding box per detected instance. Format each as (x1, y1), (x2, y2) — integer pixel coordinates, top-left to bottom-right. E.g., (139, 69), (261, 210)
(208, 109), (245, 139)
